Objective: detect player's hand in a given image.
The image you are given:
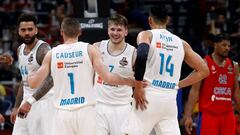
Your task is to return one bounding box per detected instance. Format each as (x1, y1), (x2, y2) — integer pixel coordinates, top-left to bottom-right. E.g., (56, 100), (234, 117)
(17, 102), (32, 119)
(0, 54), (13, 65)
(134, 81), (148, 111)
(0, 113), (5, 123)
(184, 116), (193, 135)
(134, 88), (148, 111)
(10, 108), (18, 124)
(142, 79), (150, 88)
(127, 77), (135, 87)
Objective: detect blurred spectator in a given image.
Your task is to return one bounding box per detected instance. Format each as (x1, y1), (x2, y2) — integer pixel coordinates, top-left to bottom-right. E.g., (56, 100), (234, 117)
(194, 33), (215, 58)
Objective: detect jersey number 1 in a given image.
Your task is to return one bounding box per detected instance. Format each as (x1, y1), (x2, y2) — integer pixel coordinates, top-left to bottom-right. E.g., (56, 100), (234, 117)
(68, 73), (75, 94)
(159, 53), (174, 77)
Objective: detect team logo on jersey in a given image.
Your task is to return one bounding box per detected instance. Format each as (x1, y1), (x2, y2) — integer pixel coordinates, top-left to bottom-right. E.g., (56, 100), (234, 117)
(211, 95), (215, 101)
(156, 42), (161, 48)
(211, 65), (216, 74)
(28, 53), (33, 64)
(57, 62), (64, 68)
(119, 57), (128, 67)
(218, 74), (227, 84)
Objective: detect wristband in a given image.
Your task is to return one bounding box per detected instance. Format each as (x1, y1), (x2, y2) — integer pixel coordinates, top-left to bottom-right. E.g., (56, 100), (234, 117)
(26, 96), (36, 105)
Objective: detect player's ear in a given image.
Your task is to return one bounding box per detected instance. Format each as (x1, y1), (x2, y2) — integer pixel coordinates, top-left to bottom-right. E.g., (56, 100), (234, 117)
(125, 29), (128, 36)
(60, 29), (63, 37)
(35, 27), (38, 35)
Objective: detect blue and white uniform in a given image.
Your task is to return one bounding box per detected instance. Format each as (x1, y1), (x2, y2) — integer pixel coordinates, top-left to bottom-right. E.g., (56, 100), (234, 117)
(13, 40), (54, 135)
(51, 42), (95, 135)
(122, 29), (184, 135)
(94, 40), (135, 135)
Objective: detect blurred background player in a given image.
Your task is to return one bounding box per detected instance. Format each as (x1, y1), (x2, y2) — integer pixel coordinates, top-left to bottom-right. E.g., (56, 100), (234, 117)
(184, 33), (239, 135)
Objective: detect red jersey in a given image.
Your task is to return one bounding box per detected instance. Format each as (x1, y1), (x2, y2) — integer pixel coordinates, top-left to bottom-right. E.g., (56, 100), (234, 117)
(199, 55), (235, 115)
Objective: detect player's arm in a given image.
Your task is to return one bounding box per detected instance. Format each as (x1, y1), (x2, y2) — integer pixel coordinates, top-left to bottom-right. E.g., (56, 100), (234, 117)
(12, 47), (24, 121)
(13, 81), (23, 109)
(11, 81), (23, 123)
(178, 40), (209, 88)
(133, 31), (152, 110)
(132, 48), (137, 70)
(233, 62), (240, 111)
(31, 43), (53, 101)
(183, 81), (201, 135)
(28, 51), (52, 89)
(36, 43), (51, 65)
(88, 45), (134, 86)
(27, 43), (51, 89)
(135, 31), (151, 81)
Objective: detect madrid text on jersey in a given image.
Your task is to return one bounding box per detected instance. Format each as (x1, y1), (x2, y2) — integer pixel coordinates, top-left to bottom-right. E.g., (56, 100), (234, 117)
(56, 50), (83, 59)
(60, 96), (85, 106)
(152, 79), (176, 90)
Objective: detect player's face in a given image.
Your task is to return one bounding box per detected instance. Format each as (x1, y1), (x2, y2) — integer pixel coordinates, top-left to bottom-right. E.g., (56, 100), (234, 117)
(18, 21), (38, 45)
(108, 24), (127, 44)
(215, 40), (230, 58)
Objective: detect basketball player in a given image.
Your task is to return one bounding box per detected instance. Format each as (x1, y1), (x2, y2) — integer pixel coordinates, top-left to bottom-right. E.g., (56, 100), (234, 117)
(93, 14), (136, 135)
(12, 13), (54, 135)
(184, 34), (239, 135)
(122, 5), (209, 135)
(24, 17), (135, 135)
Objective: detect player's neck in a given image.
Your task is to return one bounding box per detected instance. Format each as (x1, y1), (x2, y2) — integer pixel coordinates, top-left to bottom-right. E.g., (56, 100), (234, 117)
(64, 38), (78, 44)
(151, 24), (166, 29)
(108, 41), (126, 55)
(24, 38), (38, 53)
(212, 53), (226, 67)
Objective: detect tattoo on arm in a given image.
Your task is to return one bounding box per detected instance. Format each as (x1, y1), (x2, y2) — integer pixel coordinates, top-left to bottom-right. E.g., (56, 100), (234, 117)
(36, 43), (51, 65)
(32, 75), (53, 101)
(14, 81), (23, 108)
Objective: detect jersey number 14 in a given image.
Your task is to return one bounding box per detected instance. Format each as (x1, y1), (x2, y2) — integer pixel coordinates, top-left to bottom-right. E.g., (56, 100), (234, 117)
(159, 53), (174, 77)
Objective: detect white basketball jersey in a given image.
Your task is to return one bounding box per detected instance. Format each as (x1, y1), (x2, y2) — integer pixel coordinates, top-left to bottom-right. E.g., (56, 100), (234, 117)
(145, 29), (184, 91)
(18, 40), (48, 100)
(51, 42), (95, 110)
(94, 40), (135, 105)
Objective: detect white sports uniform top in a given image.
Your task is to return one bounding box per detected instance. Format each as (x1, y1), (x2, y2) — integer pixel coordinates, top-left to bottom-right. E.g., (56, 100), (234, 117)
(145, 29), (184, 91)
(51, 42), (95, 110)
(18, 40), (52, 100)
(94, 40), (135, 105)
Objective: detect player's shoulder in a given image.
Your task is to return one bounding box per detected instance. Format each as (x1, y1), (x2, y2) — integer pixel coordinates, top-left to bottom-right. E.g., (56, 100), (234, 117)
(93, 41), (101, 48)
(38, 41), (51, 51)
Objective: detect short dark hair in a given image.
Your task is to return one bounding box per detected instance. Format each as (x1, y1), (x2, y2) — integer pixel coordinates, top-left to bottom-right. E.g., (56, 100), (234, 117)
(61, 17), (80, 38)
(149, 5), (168, 23)
(108, 14), (128, 28)
(213, 33), (230, 43)
(17, 13), (38, 26)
